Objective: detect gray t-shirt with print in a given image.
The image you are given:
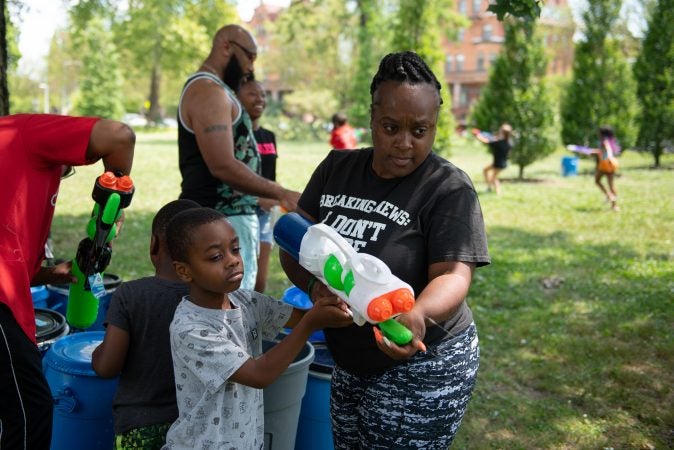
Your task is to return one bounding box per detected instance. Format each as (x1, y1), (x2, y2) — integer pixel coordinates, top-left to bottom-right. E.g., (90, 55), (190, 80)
(163, 290), (292, 450)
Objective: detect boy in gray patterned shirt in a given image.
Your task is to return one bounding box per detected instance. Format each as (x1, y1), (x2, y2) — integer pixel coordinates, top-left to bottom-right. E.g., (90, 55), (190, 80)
(163, 208), (351, 450)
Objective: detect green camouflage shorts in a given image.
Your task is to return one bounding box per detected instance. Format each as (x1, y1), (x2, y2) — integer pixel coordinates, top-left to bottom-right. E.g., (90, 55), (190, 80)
(115, 422), (171, 450)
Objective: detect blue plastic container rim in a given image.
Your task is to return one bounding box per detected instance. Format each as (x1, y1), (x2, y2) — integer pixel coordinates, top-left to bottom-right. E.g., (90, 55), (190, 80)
(43, 331), (104, 377)
(31, 285), (50, 302)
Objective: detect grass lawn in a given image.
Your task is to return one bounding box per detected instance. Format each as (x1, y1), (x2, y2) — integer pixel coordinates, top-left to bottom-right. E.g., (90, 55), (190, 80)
(51, 131), (673, 449)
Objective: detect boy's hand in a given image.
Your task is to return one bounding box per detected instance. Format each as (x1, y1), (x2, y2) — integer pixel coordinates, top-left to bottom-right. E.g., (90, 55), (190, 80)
(304, 295), (352, 331)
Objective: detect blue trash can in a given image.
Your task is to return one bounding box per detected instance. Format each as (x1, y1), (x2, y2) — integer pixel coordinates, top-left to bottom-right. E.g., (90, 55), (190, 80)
(43, 331), (118, 450)
(295, 344), (335, 450)
(263, 339), (314, 450)
(561, 156), (579, 176)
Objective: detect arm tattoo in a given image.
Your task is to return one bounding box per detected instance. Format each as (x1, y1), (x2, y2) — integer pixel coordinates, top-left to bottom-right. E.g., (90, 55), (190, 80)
(204, 124), (229, 133)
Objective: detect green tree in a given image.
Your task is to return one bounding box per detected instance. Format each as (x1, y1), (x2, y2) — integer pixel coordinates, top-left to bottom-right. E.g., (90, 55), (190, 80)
(271, 0), (359, 122)
(1, 0), (21, 114)
(390, 0), (466, 153)
(560, 0), (638, 148)
(471, 19), (557, 178)
(70, 0), (237, 123)
(73, 16), (124, 119)
(633, 0), (673, 167)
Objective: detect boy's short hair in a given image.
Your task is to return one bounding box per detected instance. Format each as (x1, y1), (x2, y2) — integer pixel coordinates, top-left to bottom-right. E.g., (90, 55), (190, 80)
(152, 199), (201, 239)
(166, 207), (228, 262)
(332, 112), (347, 127)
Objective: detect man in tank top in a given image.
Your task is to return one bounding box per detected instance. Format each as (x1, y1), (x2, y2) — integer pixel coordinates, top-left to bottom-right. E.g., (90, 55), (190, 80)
(177, 24), (300, 290)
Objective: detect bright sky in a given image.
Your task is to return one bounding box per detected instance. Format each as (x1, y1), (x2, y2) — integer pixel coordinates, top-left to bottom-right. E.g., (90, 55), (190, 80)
(13, 0), (290, 76)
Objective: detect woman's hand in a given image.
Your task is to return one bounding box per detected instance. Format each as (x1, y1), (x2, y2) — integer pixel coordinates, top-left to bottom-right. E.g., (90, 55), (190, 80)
(372, 308), (427, 360)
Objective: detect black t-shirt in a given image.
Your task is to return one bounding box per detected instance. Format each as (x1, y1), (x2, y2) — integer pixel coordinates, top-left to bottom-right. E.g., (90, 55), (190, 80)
(299, 148), (490, 375)
(104, 276), (189, 434)
(488, 139), (511, 169)
(254, 126), (277, 181)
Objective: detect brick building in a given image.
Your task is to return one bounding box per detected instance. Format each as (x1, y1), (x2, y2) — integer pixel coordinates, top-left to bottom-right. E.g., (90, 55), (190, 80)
(444, 0), (574, 121)
(246, 1), (574, 120)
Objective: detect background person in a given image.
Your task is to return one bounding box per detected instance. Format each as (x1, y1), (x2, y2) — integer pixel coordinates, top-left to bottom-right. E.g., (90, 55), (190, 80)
(92, 199), (200, 450)
(280, 51), (490, 449)
(592, 125), (621, 211)
(0, 114), (135, 450)
(237, 78), (279, 293)
(177, 24), (300, 290)
(472, 123), (513, 195)
(330, 112), (358, 150)
(162, 208), (351, 449)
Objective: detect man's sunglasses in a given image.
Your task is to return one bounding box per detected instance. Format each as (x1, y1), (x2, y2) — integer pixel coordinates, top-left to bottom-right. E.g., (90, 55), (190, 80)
(230, 41), (257, 62)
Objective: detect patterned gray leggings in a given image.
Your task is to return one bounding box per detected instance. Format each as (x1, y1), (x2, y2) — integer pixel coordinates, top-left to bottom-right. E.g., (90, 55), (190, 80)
(330, 323), (479, 449)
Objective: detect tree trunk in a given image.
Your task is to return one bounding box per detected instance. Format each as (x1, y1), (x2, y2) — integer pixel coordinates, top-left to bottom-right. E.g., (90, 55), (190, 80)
(519, 164), (525, 179)
(654, 149), (661, 168)
(147, 63), (162, 124)
(0, 0), (10, 115)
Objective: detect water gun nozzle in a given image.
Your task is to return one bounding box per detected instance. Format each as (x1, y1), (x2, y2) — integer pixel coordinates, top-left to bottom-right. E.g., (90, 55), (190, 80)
(367, 297), (393, 322)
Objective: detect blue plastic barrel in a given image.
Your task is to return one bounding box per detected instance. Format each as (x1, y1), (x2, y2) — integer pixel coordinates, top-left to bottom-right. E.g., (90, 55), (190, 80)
(31, 285), (49, 309)
(43, 331), (118, 450)
(295, 344), (335, 450)
(46, 273), (121, 330)
(561, 156), (579, 176)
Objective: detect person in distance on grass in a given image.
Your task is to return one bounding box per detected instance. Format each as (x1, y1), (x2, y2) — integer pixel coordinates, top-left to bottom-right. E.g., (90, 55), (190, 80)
(177, 24), (301, 291)
(92, 199), (200, 450)
(0, 114), (135, 450)
(591, 125), (621, 211)
(237, 78), (279, 293)
(280, 51), (490, 449)
(330, 112), (359, 150)
(471, 123), (513, 195)
(162, 207), (351, 449)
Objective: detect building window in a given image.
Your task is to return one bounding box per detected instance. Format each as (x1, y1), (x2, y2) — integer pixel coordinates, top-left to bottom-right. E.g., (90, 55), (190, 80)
(460, 87), (468, 106)
(456, 54), (464, 72)
(445, 55), (454, 73)
(477, 53), (485, 71)
(482, 24), (493, 42)
(472, 0), (482, 15)
(458, 0), (467, 15)
(457, 28), (465, 42)
(489, 53), (497, 64)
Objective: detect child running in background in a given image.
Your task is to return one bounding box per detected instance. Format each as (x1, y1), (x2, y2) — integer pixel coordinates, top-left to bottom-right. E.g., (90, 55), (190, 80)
(238, 79), (279, 293)
(162, 208), (351, 450)
(92, 199), (200, 450)
(472, 123), (513, 195)
(592, 126), (621, 211)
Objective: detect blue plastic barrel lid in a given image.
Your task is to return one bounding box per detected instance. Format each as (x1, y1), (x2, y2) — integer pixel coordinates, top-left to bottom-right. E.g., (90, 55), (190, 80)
(44, 331), (104, 376)
(282, 286), (313, 310)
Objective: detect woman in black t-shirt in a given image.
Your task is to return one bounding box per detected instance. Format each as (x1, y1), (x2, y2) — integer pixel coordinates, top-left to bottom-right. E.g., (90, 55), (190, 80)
(472, 123), (512, 195)
(280, 51), (490, 449)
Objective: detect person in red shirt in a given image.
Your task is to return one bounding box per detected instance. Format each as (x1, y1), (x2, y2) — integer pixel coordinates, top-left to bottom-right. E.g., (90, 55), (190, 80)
(330, 112), (358, 150)
(0, 114), (135, 450)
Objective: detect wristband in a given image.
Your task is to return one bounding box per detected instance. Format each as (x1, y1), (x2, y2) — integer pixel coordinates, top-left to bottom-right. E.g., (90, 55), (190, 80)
(306, 276), (318, 300)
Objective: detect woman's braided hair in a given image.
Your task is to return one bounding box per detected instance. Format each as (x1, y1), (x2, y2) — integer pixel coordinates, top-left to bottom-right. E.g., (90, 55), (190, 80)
(369, 51), (443, 104)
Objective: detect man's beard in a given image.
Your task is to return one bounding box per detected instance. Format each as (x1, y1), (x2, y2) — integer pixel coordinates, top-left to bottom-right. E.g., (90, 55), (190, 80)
(223, 56), (253, 92)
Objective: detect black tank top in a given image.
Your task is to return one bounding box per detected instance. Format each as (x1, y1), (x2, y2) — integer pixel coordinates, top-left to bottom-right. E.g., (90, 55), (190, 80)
(177, 72), (260, 215)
